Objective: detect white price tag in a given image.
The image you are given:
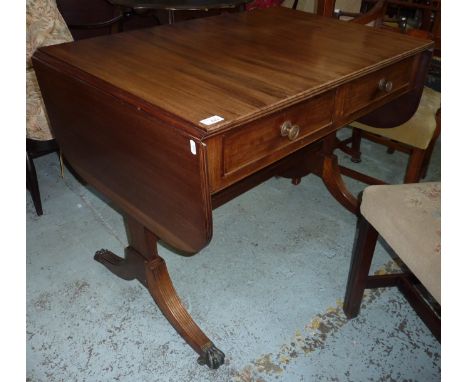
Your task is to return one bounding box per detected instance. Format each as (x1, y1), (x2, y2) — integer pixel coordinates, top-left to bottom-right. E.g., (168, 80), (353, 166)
(190, 139), (197, 155)
(199, 115), (224, 126)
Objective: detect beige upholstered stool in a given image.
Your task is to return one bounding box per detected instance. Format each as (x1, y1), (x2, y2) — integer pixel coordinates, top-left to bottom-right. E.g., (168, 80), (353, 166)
(339, 86), (441, 185)
(343, 182), (441, 340)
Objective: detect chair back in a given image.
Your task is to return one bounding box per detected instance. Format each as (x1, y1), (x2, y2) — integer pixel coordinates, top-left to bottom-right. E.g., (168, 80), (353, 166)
(316, 0), (431, 128)
(27, 0), (73, 69)
(27, 0), (73, 141)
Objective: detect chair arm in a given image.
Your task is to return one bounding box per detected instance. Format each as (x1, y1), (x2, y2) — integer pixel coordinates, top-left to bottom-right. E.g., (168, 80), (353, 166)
(334, 10), (362, 19)
(67, 13), (124, 30)
(351, 0), (386, 25)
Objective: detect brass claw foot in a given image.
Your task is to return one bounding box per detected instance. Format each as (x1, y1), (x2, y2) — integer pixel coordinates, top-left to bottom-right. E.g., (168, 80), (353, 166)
(197, 343), (225, 369)
(94, 219), (226, 368)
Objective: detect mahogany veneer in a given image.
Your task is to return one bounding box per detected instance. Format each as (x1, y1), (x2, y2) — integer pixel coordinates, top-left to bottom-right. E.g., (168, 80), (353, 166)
(32, 7), (433, 368)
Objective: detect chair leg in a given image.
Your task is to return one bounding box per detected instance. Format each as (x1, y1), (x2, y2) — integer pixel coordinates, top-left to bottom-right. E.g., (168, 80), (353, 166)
(404, 148), (426, 183)
(350, 128), (362, 163)
(26, 151), (43, 216)
(420, 109), (441, 179)
(420, 145), (435, 180)
(58, 151), (65, 178)
(343, 216), (379, 318)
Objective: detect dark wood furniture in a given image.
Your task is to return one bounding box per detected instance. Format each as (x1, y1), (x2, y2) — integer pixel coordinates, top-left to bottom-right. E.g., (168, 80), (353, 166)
(362, 1), (440, 32)
(26, 139), (60, 216)
(343, 183), (441, 341)
(27, 2), (124, 216)
(108, 0), (250, 24)
(338, 102), (440, 185)
(57, 0), (123, 40)
(333, 0), (387, 24)
(362, 0), (441, 55)
(328, 0), (441, 186)
(32, 7), (433, 368)
(58, 0), (249, 38)
(344, 216), (441, 341)
(291, 0), (438, 187)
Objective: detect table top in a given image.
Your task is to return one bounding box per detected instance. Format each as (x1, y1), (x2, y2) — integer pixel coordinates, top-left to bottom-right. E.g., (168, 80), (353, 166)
(38, 7), (432, 133)
(108, 0), (250, 11)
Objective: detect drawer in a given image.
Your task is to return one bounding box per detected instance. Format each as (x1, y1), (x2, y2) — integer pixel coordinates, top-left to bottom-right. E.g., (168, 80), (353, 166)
(342, 57), (414, 116)
(223, 91), (334, 177)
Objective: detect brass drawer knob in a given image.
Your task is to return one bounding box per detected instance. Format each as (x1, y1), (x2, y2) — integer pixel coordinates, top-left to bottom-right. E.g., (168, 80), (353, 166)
(280, 120), (300, 141)
(378, 78), (393, 93)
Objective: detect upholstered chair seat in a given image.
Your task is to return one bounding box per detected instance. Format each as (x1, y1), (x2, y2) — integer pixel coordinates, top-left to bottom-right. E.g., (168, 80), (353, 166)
(337, 84), (441, 185)
(344, 181), (441, 340)
(360, 182), (441, 303)
(350, 87), (441, 152)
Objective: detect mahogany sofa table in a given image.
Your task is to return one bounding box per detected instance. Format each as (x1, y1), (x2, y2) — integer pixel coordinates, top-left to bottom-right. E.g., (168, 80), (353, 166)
(33, 7), (433, 369)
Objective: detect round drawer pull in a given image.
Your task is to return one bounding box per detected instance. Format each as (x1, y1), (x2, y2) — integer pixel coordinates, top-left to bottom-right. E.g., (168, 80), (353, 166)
(280, 120), (300, 141)
(378, 78), (393, 93)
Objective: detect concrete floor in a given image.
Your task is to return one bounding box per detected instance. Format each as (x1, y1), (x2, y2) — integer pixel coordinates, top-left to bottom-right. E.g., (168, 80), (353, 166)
(27, 131), (441, 382)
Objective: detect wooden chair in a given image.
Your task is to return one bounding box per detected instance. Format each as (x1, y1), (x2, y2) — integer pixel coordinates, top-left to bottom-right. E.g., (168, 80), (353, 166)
(26, 0), (74, 215)
(344, 182), (441, 340)
(288, 1), (439, 187)
(290, 0), (369, 16)
(26, 0), (123, 215)
(339, 88), (441, 184)
(315, 0), (386, 20)
(329, 0), (441, 185)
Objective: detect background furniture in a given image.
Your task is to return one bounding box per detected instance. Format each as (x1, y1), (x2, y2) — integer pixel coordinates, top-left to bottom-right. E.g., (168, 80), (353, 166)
(344, 182), (441, 340)
(247, 0), (283, 10)
(338, 86), (440, 184)
(362, 0), (440, 56)
(57, 0), (249, 37)
(26, 0), (74, 215)
(289, 0), (438, 188)
(108, 0), (250, 24)
(57, 0), (153, 39)
(317, 0), (441, 186)
(27, 0), (123, 215)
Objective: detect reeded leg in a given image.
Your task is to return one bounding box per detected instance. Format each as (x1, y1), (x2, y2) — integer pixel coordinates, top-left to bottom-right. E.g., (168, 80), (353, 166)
(145, 253), (225, 369)
(94, 215), (225, 369)
(343, 216), (379, 318)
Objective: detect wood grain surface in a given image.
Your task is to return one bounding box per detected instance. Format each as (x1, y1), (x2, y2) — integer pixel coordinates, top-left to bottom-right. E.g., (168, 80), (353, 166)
(33, 59), (213, 254)
(31, 6), (436, 364)
(36, 6), (432, 134)
(33, 6), (433, 250)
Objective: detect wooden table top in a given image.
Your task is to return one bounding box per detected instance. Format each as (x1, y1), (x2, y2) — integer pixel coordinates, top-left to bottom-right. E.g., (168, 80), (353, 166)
(39, 7), (432, 133)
